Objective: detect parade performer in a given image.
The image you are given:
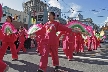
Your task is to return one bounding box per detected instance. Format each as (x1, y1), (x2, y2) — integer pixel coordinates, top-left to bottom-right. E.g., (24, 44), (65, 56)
(74, 30), (82, 53)
(0, 4), (10, 72)
(92, 35), (97, 50)
(36, 12), (71, 72)
(63, 31), (75, 61)
(17, 26), (27, 53)
(80, 37), (84, 52)
(87, 35), (92, 51)
(0, 16), (18, 61)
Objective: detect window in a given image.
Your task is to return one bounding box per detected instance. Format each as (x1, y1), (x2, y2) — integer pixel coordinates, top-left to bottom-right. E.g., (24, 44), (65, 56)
(23, 18), (26, 22)
(3, 14), (6, 17)
(38, 15), (43, 21)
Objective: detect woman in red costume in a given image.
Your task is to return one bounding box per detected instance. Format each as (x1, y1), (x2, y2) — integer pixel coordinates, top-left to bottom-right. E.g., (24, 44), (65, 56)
(87, 35), (92, 51)
(0, 4), (10, 72)
(0, 16), (18, 61)
(36, 12), (71, 72)
(17, 26), (27, 53)
(74, 30), (82, 54)
(92, 35), (97, 50)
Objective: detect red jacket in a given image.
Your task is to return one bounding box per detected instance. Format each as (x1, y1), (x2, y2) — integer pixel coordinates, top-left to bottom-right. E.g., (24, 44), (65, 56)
(18, 31), (26, 42)
(36, 21), (71, 45)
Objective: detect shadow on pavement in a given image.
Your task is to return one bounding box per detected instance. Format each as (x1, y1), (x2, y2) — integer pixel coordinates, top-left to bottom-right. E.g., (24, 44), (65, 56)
(58, 55), (108, 66)
(5, 60), (82, 72)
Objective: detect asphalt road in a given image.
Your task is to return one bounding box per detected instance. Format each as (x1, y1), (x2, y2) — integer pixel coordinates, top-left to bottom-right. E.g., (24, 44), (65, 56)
(3, 43), (108, 72)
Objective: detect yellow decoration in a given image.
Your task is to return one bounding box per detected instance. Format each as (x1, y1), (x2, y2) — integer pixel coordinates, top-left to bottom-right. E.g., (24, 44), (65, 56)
(31, 18), (36, 24)
(100, 30), (104, 36)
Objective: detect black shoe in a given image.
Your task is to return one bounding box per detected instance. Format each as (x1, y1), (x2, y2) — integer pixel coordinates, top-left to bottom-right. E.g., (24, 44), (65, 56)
(54, 66), (59, 71)
(37, 69), (43, 72)
(88, 50), (92, 51)
(12, 59), (18, 61)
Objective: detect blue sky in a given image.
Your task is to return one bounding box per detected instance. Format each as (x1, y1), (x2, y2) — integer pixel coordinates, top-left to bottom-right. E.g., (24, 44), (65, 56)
(0, 0), (108, 26)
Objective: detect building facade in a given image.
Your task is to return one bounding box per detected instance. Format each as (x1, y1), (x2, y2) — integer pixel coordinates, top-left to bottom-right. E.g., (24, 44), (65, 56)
(76, 13), (99, 30)
(23, 0), (48, 24)
(48, 7), (66, 24)
(0, 6), (29, 29)
(48, 7), (61, 18)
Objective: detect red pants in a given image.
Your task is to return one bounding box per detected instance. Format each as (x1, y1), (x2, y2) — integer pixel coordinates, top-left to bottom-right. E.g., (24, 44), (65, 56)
(93, 42), (97, 50)
(97, 40), (100, 47)
(88, 41), (92, 50)
(75, 41), (81, 52)
(0, 60), (7, 72)
(63, 41), (74, 59)
(39, 44), (59, 72)
(80, 43), (84, 52)
(17, 41), (26, 53)
(0, 42), (18, 60)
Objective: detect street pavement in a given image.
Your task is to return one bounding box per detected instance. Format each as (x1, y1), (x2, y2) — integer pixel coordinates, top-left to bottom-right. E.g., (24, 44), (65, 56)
(3, 43), (108, 72)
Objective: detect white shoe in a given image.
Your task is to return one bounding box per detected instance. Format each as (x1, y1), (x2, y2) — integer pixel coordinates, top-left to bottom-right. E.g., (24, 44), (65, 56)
(4, 65), (9, 72)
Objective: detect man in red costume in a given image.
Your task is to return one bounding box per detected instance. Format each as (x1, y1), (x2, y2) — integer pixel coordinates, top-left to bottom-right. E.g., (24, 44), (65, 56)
(36, 12), (71, 72)
(0, 4), (10, 72)
(0, 16), (18, 61)
(17, 26), (27, 53)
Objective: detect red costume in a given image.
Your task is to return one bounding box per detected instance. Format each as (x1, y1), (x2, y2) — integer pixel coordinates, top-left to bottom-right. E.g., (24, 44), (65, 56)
(17, 30), (27, 53)
(80, 38), (84, 52)
(0, 60), (8, 72)
(36, 21), (71, 72)
(0, 33), (18, 60)
(0, 4), (9, 71)
(75, 32), (82, 53)
(63, 31), (75, 60)
(0, 29), (4, 40)
(92, 35), (97, 50)
(36, 35), (44, 55)
(87, 36), (92, 51)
